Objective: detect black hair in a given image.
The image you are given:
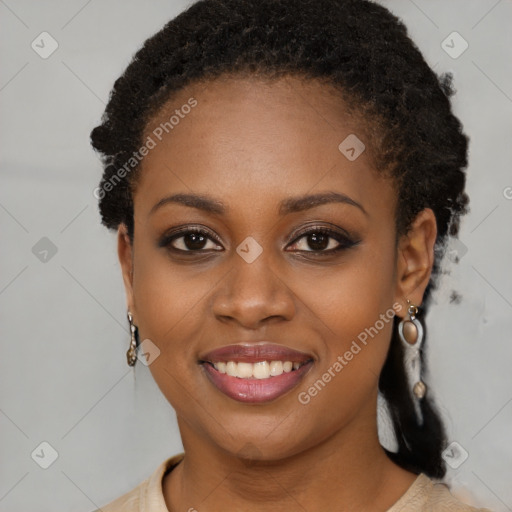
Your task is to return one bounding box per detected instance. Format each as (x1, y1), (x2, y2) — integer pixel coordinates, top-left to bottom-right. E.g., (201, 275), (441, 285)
(90, 0), (470, 479)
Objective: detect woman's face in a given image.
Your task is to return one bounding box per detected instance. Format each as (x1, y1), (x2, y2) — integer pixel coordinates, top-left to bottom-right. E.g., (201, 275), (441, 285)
(118, 75), (435, 460)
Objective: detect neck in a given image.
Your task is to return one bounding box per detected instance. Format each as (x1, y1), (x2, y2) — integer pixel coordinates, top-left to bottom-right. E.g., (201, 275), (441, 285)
(163, 401), (417, 512)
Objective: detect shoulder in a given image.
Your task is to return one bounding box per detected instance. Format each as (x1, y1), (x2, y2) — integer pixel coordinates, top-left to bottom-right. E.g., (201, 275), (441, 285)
(388, 473), (493, 512)
(89, 453), (185, 512)
(90, 484), (141, 512)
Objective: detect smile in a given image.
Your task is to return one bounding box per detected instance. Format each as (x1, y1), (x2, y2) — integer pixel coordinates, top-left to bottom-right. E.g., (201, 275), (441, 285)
(199, 342), (314, 403)
(211, 360), (308, 379)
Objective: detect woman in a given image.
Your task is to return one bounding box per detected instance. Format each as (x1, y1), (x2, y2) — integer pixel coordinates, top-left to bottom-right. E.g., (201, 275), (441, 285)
(89, 0), (492, 510)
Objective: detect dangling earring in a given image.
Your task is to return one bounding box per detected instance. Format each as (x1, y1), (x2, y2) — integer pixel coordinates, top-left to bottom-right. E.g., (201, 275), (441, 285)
(126, 311), (138, 367)
(398, 300), (426, 425)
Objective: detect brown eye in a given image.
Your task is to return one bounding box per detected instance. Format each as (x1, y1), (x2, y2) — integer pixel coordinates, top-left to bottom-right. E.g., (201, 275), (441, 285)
(179, 232), (209, 251)
(160, 227), (223, 253)
(287, 227), (358, 254)
(301, 232), (332, 251)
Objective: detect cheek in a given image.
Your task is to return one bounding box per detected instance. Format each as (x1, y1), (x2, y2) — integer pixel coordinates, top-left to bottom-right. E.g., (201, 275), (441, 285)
(130, 255), (213, 414)
(130, 241), (218, 366)
(289, 235), (397, 346)
(132, 214), (216, 312)
(290, 238), (397, 409)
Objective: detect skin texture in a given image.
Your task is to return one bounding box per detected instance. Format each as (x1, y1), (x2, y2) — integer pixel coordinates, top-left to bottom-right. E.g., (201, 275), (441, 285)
(117, 76), (437, 512)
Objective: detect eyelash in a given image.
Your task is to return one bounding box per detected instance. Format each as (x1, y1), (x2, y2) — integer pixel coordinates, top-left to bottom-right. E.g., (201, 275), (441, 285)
(159, 225), (359, 257)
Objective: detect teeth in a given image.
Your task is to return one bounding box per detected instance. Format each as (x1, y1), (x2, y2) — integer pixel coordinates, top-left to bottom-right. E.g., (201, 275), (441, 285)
(269, 360), (283, 376)
(253, 361), (270, 379)
(212, 360), (306, 379)
(226, 361), (238, 377)
(237, 362), (253, 378)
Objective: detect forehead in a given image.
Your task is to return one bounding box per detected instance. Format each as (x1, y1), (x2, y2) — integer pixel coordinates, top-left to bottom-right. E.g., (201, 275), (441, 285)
(135, 75), (394, 219)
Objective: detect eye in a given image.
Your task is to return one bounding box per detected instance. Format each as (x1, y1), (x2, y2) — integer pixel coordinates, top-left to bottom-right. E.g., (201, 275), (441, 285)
(160, 227), (223, 253)
(287, 226), (358, 254)
(159, 224), (358, 256)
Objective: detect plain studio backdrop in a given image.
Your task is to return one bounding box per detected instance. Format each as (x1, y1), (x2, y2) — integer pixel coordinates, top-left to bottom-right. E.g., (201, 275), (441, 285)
(1, 1), (511, 511)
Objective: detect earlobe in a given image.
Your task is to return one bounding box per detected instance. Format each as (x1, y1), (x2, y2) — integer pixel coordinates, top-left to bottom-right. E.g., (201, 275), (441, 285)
(394, 208), (437, 314)
(117, 223), (135, 313)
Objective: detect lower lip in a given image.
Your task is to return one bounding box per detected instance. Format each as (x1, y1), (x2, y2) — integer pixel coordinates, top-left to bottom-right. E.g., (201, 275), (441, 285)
(202, 362), (314, 403)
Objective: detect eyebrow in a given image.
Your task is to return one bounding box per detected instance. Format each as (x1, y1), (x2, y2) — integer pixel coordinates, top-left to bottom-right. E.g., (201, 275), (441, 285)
(149, 191), (367, 217)
(278, 191), (367, 216)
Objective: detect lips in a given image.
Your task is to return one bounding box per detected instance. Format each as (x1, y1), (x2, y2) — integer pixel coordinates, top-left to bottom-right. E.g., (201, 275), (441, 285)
(199, 342), (314, 403)
(200, 343), (313, 364)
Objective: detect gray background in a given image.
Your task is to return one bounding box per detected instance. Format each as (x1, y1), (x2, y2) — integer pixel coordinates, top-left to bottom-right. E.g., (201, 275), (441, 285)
(1, 1), (511, 511)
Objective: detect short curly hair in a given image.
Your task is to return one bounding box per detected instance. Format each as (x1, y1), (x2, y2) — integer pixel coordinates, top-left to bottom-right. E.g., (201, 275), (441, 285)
(90, 0), (470, 479)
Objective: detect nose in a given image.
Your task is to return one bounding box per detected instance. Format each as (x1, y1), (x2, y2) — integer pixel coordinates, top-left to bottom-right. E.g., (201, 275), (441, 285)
(211, 249), (296, 329)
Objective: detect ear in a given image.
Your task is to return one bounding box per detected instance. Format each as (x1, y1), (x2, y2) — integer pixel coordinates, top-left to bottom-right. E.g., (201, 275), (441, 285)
(394, 208), (437, 317)
(117, 223), (136, 316)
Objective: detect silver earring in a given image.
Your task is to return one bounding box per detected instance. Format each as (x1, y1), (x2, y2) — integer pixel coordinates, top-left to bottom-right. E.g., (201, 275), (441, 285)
(126, 311), (137, 367)
(398, 300), (426, 425)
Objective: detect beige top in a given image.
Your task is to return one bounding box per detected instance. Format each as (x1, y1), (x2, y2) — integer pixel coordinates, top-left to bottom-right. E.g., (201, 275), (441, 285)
(94, 453), (492, 512)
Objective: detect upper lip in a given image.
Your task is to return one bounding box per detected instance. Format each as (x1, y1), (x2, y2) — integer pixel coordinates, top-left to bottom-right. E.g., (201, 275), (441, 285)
(199, 342), (314, 364)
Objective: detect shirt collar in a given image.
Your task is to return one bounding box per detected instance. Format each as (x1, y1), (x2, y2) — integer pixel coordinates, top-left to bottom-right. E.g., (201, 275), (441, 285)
(141, 453), (185, 512)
